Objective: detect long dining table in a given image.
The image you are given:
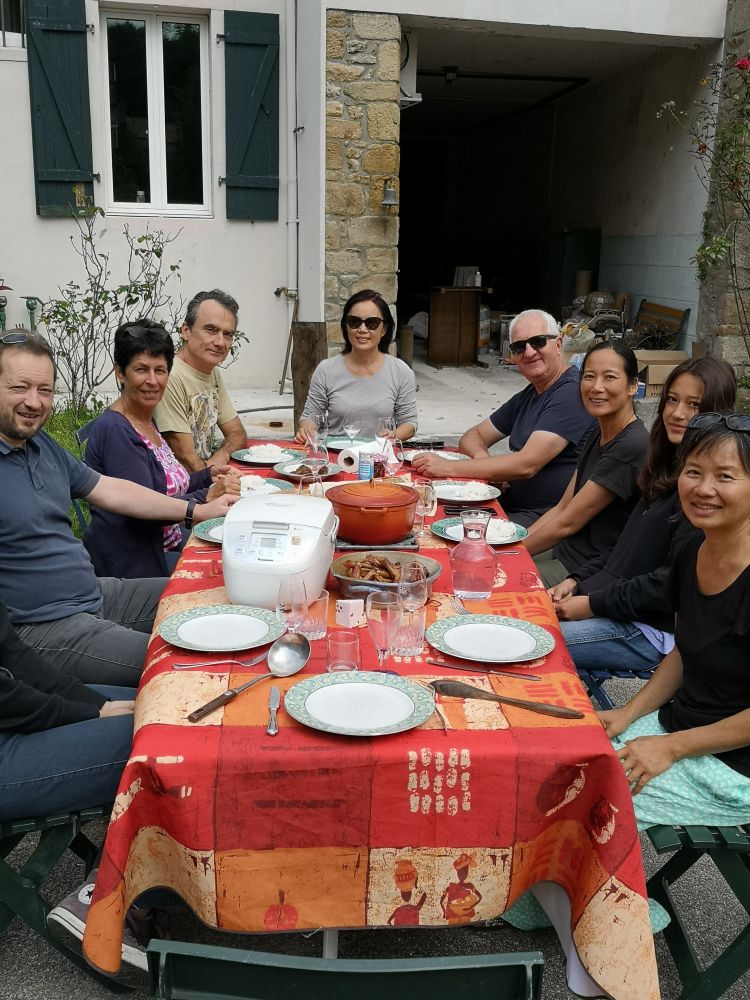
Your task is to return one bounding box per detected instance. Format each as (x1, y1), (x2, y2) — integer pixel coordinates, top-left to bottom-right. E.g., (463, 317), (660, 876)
(82, 443), (659, 1000)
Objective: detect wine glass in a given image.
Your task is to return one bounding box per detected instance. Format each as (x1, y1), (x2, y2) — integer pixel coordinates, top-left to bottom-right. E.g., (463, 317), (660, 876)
(384, 437), (404, 477)
(276, 579), (308, 633)
(342, 409), (364, 447)
(376, 415), (397, 440)
(413, 478), (437, 539)
(304, 441), (329, 476)
(398, 560), (429, 611)
(365, 591), (400, 670)
(308, 411), (329, 447)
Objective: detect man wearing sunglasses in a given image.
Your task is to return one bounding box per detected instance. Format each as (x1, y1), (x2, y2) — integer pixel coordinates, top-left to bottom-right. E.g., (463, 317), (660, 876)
(154, 289), (248, 472)
(412, 309), (594, 526)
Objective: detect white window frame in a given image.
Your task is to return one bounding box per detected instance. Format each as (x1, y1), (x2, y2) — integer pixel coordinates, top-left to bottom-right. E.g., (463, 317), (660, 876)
(100, 8), (211, 217)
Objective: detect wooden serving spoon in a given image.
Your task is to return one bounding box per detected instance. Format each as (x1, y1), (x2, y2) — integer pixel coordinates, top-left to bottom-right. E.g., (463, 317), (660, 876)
(430, 679), (584, 720)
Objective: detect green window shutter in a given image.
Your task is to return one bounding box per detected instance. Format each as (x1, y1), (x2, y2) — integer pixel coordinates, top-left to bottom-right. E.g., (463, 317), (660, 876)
(26, 0), (94, 217)
(223, 11), (279, 221)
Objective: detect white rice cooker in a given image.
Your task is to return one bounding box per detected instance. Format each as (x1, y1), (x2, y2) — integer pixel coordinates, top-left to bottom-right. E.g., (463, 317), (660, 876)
(222, 494), (338, 610)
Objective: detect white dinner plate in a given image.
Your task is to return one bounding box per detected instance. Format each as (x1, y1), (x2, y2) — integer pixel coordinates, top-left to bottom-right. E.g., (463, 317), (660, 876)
(430, 517), (528, 546)
(425, 614), (555, 664)
(283, 672), (435, 736)
(158, 604), (285, 652)
(403, 449), (469, 463)
(192, 517), (224, 543)
(232, 445), (297, 465)
(433, 480), (501, 503)
(326, 436), (372, 451)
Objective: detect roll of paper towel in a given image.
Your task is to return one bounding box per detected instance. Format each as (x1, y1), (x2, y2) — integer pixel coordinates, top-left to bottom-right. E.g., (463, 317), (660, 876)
(338, 447), (361, 471)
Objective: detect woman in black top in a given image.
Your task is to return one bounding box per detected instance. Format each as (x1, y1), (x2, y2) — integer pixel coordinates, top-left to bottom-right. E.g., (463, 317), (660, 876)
(524, 342), (649, 586)
(600, 414), (750, 827)
(549, 357), (736, 679)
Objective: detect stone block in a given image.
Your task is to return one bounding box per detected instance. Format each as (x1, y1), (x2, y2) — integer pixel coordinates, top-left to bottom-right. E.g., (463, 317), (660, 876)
(325, 274), (339, 300)
(327, 62), (365, 83)
(349, 105), (363, 120)
(326, 11), (347, 29)
(326, 30), (345, 60)
(327, 119), (362, 140)
(366, 247), (397, 273)
(350, 54), (376, 65)
(326, 321), (344, 346)
(362, 144), (399, 175)
(351, 273), (397, 302)
(713, 331), (750, 366)
(352, 14), (400, 40)
(367, 103), (399, 141)
(348, 215), (398, 247)
(328, 250), (362, 273)
(326, 138), (343, 171)
(343, 81), (399, 103)
(377, 40), (400, 81)
(326, 100), (344, 118)
(326, 82), (341, 99)
(326, 183), (366, 217)
(346, 39), (367, 54)
(325, 222), (341, 250)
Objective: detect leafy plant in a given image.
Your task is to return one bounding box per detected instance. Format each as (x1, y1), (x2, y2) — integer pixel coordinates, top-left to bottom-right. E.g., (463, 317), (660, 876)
(46, 399), (105, 537)
(40, 202), (184, 420)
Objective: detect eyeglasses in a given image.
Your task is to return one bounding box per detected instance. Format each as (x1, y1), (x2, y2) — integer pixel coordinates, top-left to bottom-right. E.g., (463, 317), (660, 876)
(687, 412), (750, 433)
(508, 334), (558, 356)
(0, 332), (30, 345)
(345, 316), (384, 332)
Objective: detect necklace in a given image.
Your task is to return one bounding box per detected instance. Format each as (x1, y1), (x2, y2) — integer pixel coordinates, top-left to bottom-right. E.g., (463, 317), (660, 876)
(600, 412), (636, 446)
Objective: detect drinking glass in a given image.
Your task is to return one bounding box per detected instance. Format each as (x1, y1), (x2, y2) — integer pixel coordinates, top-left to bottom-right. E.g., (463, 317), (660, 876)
(276, 578), (308, 633)
(304, 441), (329, 476)
(413, 478), (437, 538)
(297, 473), (324, 497)
(342, 409), (364, 446)
(391, 606), (427, 657)
(376, 415), (397, 439)
(326, 629), (360, 672)
(397, 560), (429, 611)
(308, 411), (329, 446)
(300, 589), (329, 641)
(365, 591), (400, 670)
(384, 437), (404, 477)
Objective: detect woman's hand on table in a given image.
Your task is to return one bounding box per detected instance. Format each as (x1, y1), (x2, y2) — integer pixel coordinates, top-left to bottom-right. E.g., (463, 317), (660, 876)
(548, 578), (578, 603)
(100, 700), (135, 718)
(196, 495), (238, 521)
(553, 595), (591, 621)
(615, 735), (677, 794)
(411, 453), (453, 478)
(207, 470), (241, 499)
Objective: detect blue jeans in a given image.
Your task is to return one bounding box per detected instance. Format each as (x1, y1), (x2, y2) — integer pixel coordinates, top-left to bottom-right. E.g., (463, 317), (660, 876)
(0, 685), (135, 822)
(560, 617), (663, 673)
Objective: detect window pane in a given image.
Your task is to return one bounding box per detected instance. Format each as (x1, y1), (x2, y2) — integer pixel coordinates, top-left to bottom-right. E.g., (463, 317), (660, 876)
(107, 19), (150, 203)
(1, 0), (23, 34)
(162, 22), (203, 205)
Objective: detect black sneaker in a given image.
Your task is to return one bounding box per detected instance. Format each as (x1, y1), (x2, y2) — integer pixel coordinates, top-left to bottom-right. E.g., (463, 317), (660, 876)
(46, 871), (147, 982)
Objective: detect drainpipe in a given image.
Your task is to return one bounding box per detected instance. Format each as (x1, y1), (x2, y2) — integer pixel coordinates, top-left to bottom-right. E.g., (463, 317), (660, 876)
(280, 0), (300, 390)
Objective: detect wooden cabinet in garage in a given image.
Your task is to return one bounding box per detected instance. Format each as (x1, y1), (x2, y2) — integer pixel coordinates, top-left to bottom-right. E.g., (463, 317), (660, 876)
(429, 287), (487, 365)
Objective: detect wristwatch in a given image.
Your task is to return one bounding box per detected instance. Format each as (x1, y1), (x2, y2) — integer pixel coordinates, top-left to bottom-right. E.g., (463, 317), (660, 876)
(184, 499), (197, 529)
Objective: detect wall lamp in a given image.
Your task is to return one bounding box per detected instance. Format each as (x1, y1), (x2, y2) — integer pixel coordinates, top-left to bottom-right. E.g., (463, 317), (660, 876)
(381, 177), (399, 208)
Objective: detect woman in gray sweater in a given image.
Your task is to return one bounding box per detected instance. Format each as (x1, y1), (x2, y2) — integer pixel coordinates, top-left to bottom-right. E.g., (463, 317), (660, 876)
(296, 289), (417, 442)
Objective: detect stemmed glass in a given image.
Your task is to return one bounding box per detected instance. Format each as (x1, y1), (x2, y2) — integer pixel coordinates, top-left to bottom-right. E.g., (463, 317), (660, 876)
(384, 437), (404, 477)
(304, 441), (329, 476)
(376, 415), (397, 440)
(308, 411), (329, 447)
(397, 561), (429, 611)
(276, 579), (308, 633)
(365, 591), (400, 670)
(413, 478), (437, 539)
(342, 409), (364, 447)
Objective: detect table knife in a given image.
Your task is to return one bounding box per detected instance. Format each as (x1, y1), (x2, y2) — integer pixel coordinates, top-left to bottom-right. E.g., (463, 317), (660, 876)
(430, 679), (584, 720)
(266, 685), (281, 736)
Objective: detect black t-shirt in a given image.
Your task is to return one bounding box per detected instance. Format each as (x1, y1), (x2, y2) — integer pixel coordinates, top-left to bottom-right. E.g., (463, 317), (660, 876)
(553, 419), (649, 576)
(661, 536), (750, 777)
(489, 367), (594, 517)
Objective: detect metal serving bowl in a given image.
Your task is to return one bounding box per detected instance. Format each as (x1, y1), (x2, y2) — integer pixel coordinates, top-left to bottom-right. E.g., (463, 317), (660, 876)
(330, 551), (443, 599)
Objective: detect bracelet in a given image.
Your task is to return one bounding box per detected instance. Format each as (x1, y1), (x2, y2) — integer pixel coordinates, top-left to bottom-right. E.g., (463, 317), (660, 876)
(184, 499), (198, 529)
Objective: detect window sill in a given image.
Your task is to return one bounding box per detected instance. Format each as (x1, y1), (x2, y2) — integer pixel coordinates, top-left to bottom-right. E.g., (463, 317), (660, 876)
(104, 206), (214, 220)
(0, 46), (27, 61)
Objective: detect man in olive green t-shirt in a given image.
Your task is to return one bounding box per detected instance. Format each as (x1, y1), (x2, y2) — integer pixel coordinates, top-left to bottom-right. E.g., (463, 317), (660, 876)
(154, 289), (247, 472)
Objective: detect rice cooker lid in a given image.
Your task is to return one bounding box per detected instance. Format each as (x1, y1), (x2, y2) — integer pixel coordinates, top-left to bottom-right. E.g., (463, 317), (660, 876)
(327, 481), (418, 510)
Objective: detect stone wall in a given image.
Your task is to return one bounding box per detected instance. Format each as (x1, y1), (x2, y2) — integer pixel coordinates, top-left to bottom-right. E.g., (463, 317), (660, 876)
(325, 10), (400, 350)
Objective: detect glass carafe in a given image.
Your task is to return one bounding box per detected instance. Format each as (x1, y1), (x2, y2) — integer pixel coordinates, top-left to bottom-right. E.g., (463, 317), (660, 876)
(449, 509), (498, 601)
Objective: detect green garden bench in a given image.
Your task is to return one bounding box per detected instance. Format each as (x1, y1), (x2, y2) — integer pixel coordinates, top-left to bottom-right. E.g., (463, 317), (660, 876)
(0, 805), (127, 992)
(647, 823), (750, 1000)
(148, 940), (545, 1000)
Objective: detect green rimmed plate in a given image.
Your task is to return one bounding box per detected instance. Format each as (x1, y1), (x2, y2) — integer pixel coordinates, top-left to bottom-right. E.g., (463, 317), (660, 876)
(326, 435), (372, 451)
(239, 477), (295, 496)
(158, 604), (285, 653)
(273, 460), (342, 481)
(430, 517), (528, 547)
(426, 614), (555, 664)
(284, 672), (435, 737)
(192, 517), (225, 544)
(232, 446), (298, 465)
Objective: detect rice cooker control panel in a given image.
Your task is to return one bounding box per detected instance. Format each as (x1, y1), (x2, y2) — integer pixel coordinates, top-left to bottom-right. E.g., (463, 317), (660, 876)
(230, 522), (316, 565)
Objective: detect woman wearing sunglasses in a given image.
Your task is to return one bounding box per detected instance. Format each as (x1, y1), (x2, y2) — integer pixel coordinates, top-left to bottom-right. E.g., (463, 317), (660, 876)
(600, 412), (750, 831)
(549, 358), (736, 685)
(524, 341), (649, 586)
(295, 289), (417, 443)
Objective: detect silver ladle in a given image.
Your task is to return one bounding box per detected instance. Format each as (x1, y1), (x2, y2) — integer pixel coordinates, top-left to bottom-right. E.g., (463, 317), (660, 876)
(188, 632), (311, 723)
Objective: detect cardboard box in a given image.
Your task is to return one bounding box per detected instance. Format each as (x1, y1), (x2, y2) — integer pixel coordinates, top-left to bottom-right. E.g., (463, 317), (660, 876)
(634, 350), (690, 397)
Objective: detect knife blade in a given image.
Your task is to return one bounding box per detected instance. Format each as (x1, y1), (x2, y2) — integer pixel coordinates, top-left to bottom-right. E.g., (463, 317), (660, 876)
(266, 685), (281, 736)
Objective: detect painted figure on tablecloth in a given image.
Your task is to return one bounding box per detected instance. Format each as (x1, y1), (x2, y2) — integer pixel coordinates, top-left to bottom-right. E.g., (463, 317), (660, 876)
(440, 852), (482, 924)
(386, 859), (427, 926)
(263, 889), (298, 930)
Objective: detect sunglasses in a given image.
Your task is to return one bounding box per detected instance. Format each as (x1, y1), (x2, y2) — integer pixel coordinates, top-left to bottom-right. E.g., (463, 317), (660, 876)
(345, 316), (384, 332)
(0, 332), (30, 345)
(508, 334), (558, 356)
(687, 412), (750, 433)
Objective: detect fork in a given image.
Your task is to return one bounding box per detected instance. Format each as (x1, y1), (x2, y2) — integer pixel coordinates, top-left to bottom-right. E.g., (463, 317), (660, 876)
(449, 595), (468, 614)
(173, 651), (268, 670)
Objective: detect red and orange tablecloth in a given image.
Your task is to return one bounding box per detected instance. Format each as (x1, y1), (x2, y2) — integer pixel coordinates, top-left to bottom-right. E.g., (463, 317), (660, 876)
(83, 445), (659, 999)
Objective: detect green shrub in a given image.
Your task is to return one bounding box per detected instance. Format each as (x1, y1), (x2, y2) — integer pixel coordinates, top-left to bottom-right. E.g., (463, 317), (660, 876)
(46, 399), (105, 537)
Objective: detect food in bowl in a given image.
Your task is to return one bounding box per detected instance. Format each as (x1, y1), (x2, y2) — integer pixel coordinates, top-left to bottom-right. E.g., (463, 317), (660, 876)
(331, 551), (442, 599)
(340, 554), (401, 583)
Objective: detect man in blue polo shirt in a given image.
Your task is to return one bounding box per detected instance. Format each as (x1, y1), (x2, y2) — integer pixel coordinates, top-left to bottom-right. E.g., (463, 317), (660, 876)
(0, 331), (234, 686)
(412, 309), (594, 526)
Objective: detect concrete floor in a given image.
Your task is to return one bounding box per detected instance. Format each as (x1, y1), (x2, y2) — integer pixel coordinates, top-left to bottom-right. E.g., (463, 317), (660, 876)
(4, 352), (746, 999)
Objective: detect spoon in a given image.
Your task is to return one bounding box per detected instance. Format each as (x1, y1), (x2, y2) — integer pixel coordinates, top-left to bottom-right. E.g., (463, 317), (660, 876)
(188, 633), (311, 723)
(430, 679), (584, 720)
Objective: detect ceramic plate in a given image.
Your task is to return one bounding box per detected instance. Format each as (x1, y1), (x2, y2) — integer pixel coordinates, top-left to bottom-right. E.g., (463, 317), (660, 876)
(158, 604), (285, 652)
(284, 672), (435, 736)
(239, 477), (295, 496)
(326, 436), (372, 451)
(273, 460), (342, 481)
(430, 517), (528, 547)
(403, 449), (469, 463)
(433, 480), (501, 503)
(232, 445), (297, 465)
(426, 614), (555, 664)
(192, 517), (225, 543)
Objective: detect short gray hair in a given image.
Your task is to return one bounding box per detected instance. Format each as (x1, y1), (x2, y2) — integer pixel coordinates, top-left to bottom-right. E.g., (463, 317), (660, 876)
(509, 309), (560, 340)
(184, 289), (239, 328)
